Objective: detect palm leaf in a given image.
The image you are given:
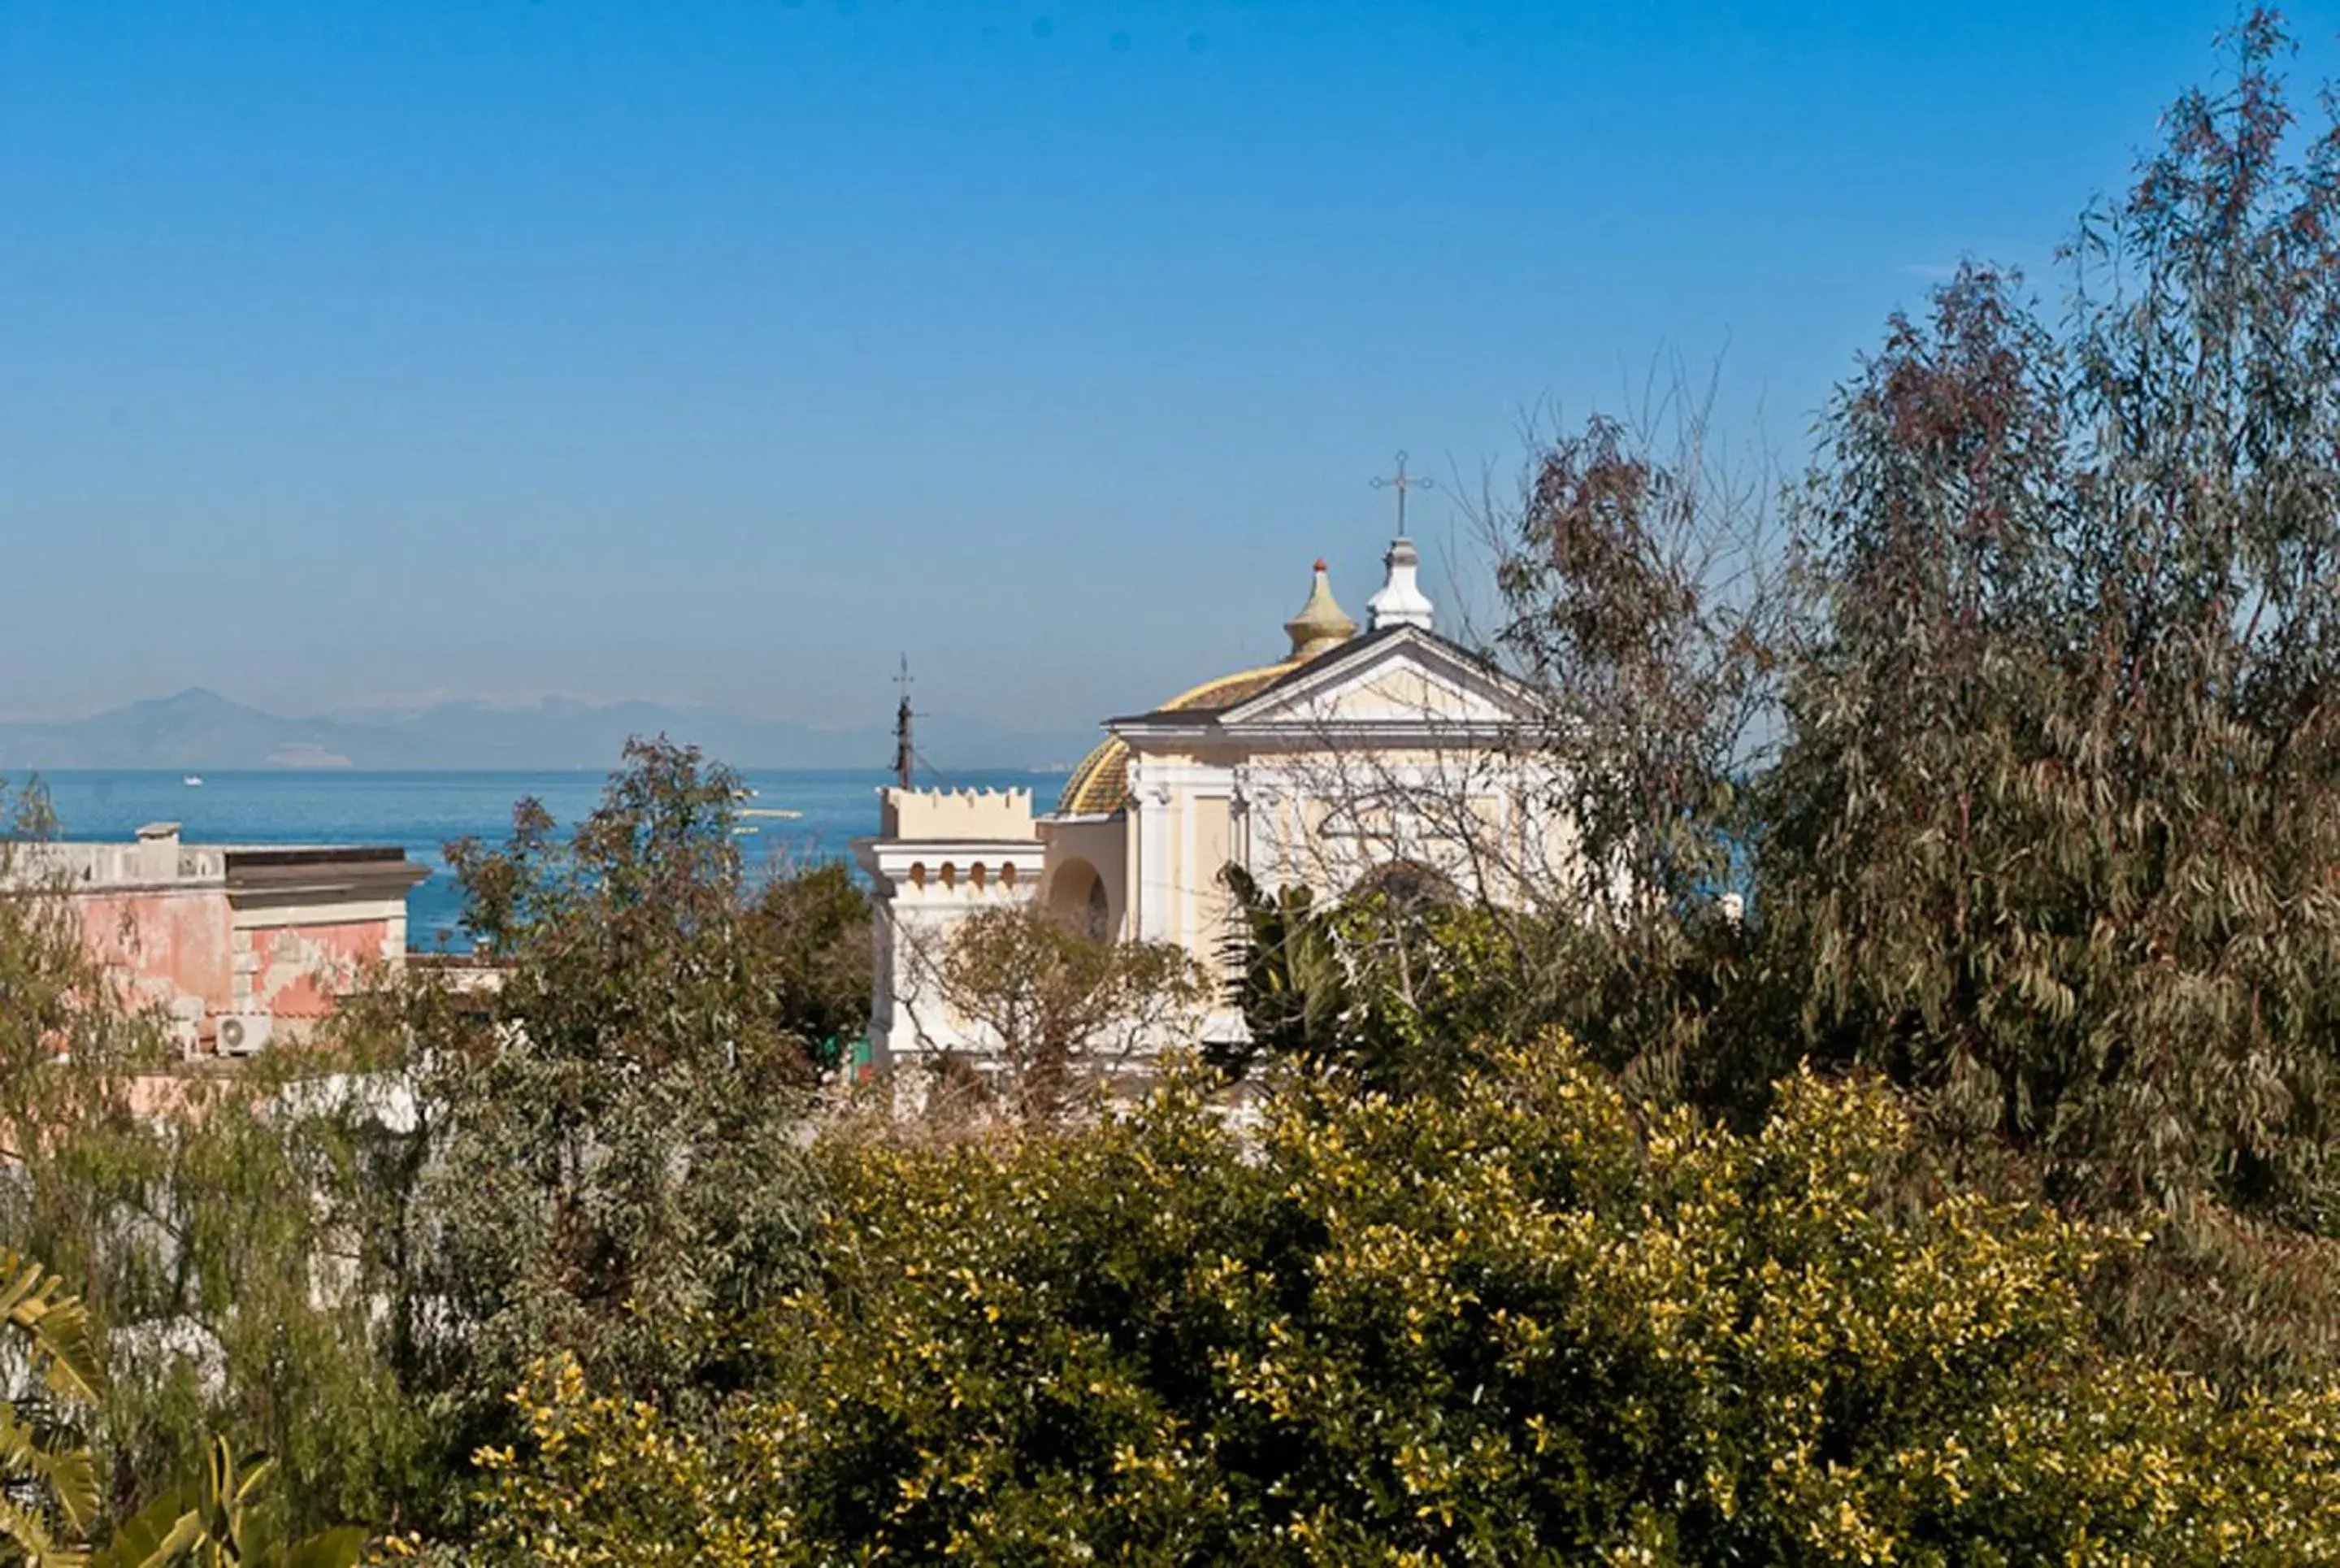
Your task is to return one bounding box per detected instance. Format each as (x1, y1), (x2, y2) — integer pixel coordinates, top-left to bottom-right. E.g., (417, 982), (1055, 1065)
(0, 1490), (89, 1568)
(277, 1526), (367, 1568)
(91, 1433), (367, 1568)
(230, 1451), (277, 1510)
(90, 1483), (202, 1568)
(0, 1403), (101, 1533)
(0, 1247), (107, 1405)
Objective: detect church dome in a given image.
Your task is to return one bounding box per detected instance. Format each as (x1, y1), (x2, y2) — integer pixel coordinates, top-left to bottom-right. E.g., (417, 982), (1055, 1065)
(1057, 736), (1133, 817)
(1055, 561), (1357, 817)
(1055, 662), (1294, 815)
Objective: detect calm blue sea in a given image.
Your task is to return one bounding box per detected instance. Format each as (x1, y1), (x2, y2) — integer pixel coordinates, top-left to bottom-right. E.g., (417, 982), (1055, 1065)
(22, 768), (1069, 950)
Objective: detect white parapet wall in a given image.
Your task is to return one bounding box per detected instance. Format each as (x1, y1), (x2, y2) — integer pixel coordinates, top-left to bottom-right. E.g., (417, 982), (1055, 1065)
(4, 823), (228, 891)
(879, 785), (1040, 842)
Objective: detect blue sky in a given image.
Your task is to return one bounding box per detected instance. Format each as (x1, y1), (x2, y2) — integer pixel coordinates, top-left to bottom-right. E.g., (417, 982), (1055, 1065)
(1, 0), (2325, 738)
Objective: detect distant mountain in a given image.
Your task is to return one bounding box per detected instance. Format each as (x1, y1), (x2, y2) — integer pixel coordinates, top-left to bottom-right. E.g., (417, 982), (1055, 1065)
(0, 688), (1096, 773)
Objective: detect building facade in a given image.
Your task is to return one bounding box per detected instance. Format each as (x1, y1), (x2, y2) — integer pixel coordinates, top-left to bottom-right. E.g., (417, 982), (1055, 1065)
(855, 533), (1566, 1075)
(12, 823), (426, 1054)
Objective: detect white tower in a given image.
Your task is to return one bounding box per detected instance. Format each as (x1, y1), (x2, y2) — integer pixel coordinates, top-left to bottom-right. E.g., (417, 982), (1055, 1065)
(1366, 535), (1435, 632)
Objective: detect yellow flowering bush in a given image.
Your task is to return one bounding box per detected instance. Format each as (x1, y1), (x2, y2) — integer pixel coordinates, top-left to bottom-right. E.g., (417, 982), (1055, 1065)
(479, 1042), (2340, 1565)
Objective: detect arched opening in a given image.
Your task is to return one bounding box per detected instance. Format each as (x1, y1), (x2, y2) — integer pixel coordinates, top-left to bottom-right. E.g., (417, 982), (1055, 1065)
(1046, 857), (1110, 940)
(1351, 858), (1460, 915)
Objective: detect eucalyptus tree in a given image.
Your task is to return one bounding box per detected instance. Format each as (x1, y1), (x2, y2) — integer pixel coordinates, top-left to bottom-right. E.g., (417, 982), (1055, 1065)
(1765, 13), (2340, 1383)
(1447, 15), (2340, 1385)
(369, 737), (828, 1475)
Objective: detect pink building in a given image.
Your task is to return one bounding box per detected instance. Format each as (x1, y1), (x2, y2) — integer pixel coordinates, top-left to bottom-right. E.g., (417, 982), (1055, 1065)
(24, 822), (425, 1055)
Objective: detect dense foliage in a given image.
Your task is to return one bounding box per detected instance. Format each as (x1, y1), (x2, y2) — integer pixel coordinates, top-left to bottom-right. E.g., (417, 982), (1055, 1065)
(1, 1246), (363, 1568)
(480, 1044), (2340, 1566)
(1218, 867), (1530, 1096)
(0, 787), (433, 1541)
(745, 858), (874, 1073)
(373, 738), (825, 1464)
(1443, 13), (2340, 1388)
(0, 745), (850, 1544)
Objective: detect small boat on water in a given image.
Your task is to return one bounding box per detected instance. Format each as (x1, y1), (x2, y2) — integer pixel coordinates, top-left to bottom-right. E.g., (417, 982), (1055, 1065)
(182, 775), (203, 788)
(738, 807), (804, 820)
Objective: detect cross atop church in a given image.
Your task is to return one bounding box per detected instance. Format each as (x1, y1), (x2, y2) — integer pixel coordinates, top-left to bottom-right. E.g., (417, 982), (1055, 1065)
(1370, 450), (1435, 538)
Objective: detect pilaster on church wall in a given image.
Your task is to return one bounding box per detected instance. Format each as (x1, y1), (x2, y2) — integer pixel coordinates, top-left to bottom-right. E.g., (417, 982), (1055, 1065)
(1173, 791), (1238, 964)
(1124, 754), (1241, 958)
(1129, 766), (1174, 945)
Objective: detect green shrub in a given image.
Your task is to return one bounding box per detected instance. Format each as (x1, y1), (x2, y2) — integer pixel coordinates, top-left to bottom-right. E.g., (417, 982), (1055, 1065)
(480, 1042), (2340, 1565)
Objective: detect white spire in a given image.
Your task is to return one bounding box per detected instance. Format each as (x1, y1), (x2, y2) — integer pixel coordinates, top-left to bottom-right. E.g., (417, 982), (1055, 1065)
(1366, 536), (1434, 632)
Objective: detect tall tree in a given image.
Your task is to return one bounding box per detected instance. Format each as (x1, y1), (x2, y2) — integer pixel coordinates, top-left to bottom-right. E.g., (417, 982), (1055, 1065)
(0, 780), (163, 1159)
(1765, 12), (2340, 1383)
(380, 738), (825, 1462)
(1474, 387), (1789, 1110)
(746, 858), (875, 1071)
(1454, 15), (2340, 1385)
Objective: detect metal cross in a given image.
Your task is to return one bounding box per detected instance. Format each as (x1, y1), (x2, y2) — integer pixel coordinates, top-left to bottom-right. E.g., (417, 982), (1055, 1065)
(1370, 450), (1435, 537)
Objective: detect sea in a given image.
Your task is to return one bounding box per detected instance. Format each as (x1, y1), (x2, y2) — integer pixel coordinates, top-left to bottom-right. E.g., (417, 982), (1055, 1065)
(24, 768), (1069, 951)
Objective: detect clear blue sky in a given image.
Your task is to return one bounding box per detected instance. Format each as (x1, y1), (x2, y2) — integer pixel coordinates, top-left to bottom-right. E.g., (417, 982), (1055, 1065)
(2, 0), (2325, 736)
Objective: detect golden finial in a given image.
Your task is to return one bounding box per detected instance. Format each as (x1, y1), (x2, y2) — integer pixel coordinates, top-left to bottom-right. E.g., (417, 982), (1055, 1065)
(1284, 559), (1357, 659)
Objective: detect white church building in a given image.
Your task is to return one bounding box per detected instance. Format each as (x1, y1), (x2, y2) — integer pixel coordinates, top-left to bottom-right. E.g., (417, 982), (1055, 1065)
(853, 529), (1569, 1073)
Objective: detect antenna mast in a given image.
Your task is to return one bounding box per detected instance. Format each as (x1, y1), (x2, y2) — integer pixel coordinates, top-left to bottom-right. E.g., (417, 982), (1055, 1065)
(892, 655), (915, 789)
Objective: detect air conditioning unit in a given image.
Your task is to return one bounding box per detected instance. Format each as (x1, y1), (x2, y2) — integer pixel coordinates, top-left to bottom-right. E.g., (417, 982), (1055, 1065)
(215, 1014), (274, 1056)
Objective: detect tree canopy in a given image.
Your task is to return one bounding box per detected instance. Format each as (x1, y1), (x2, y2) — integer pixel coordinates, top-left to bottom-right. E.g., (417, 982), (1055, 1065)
(1431, 11), (2340, 1388)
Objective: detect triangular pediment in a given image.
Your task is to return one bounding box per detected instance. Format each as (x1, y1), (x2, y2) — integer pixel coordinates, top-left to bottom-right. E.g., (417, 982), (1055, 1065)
(1211, 628), (1538, 733)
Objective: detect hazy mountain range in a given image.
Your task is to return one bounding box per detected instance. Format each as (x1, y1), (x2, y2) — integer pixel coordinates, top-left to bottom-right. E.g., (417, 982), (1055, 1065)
(0, 689), (1096, 773)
